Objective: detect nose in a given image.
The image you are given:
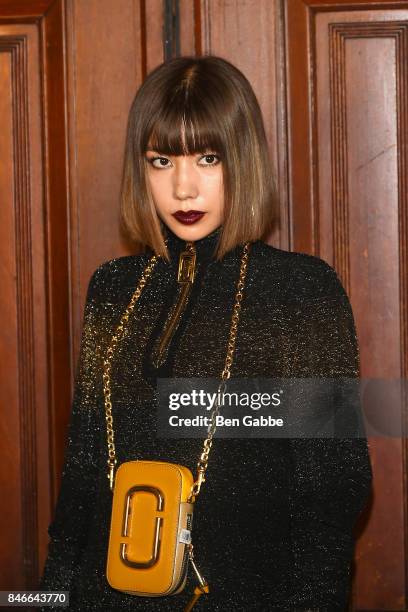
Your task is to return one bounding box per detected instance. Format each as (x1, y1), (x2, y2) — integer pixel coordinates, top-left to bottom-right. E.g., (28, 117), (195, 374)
(173, 157), (199, 203)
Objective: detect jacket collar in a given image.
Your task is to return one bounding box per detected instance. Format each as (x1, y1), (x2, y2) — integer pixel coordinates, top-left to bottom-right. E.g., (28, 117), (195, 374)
(162, 222), (223, 267)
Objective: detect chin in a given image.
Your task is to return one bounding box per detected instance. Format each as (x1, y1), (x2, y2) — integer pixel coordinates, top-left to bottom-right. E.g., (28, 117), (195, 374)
(166, 217), (220, 241)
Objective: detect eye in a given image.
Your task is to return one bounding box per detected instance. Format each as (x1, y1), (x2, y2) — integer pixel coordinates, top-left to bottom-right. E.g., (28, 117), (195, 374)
(146, 156), (172, 169)
(198, 153), (221, 166)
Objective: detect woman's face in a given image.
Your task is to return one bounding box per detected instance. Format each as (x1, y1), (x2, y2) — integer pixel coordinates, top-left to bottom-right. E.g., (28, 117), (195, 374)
(145, 145), (224, 242)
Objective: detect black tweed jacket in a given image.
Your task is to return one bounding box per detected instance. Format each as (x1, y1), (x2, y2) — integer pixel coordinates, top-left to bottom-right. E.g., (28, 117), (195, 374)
(40, 225), (372, 611)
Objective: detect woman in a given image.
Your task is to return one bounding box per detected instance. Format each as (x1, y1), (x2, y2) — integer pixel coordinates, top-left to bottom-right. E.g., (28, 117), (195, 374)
(40, 55), (372, 611)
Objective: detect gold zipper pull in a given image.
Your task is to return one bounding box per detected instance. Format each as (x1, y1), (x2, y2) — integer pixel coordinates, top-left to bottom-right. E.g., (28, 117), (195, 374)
(178, 242), (197, 283)
(183, 544), (209, 612)
(151, 242), (197, 368)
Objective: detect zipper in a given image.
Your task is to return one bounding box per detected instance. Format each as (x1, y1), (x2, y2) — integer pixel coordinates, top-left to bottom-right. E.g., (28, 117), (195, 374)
(151, 242), (197, 369)
(172, 512), (193, 592)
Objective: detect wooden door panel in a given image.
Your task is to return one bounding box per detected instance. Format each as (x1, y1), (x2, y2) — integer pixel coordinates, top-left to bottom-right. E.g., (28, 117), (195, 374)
(0, 0), (69, 588)
(286, 1), (408, 609)
(0, 21), (47, 588)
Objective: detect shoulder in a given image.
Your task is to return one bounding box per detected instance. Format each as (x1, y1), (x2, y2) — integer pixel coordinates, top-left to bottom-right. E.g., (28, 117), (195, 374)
(85, 252), (154, 306)
(252, 240), (349, 305)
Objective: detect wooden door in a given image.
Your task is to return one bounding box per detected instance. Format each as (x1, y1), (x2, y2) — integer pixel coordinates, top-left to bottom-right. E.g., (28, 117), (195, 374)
(285, 2), (408, 609)
(0, 0), (70, 588)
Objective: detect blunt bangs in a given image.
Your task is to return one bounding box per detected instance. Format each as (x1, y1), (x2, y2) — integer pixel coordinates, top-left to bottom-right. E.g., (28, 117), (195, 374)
(143, 73), (228, 157)
(146, 113), (225, 157)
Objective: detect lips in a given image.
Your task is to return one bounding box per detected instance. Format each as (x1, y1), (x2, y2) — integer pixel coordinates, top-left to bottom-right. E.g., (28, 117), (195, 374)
(172, 210), (206, 225)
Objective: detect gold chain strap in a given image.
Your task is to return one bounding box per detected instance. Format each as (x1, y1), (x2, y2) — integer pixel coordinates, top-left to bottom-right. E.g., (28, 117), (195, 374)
(102, 253), (160, 489)
(102, 240), (251, 497)
(188, 242), (250, 501)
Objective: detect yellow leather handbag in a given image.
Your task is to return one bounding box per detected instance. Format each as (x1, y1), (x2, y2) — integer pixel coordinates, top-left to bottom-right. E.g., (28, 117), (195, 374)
(103, 240), (251, 611)
(106, 460), (195, 596)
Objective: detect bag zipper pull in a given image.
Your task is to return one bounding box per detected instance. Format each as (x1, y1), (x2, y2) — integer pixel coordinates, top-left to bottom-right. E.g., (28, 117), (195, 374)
(183, 544), (209, 612)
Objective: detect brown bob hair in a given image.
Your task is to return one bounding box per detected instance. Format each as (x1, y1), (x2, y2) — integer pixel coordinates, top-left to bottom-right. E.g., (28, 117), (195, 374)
(120, 54), (278, 262)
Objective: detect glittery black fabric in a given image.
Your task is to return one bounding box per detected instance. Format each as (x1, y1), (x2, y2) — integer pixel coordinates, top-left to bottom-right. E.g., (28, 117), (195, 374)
(39, 225), (372, 611)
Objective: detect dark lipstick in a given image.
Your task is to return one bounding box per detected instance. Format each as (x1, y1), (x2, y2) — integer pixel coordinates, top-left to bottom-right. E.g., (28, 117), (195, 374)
(172, 210), (206, 225)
